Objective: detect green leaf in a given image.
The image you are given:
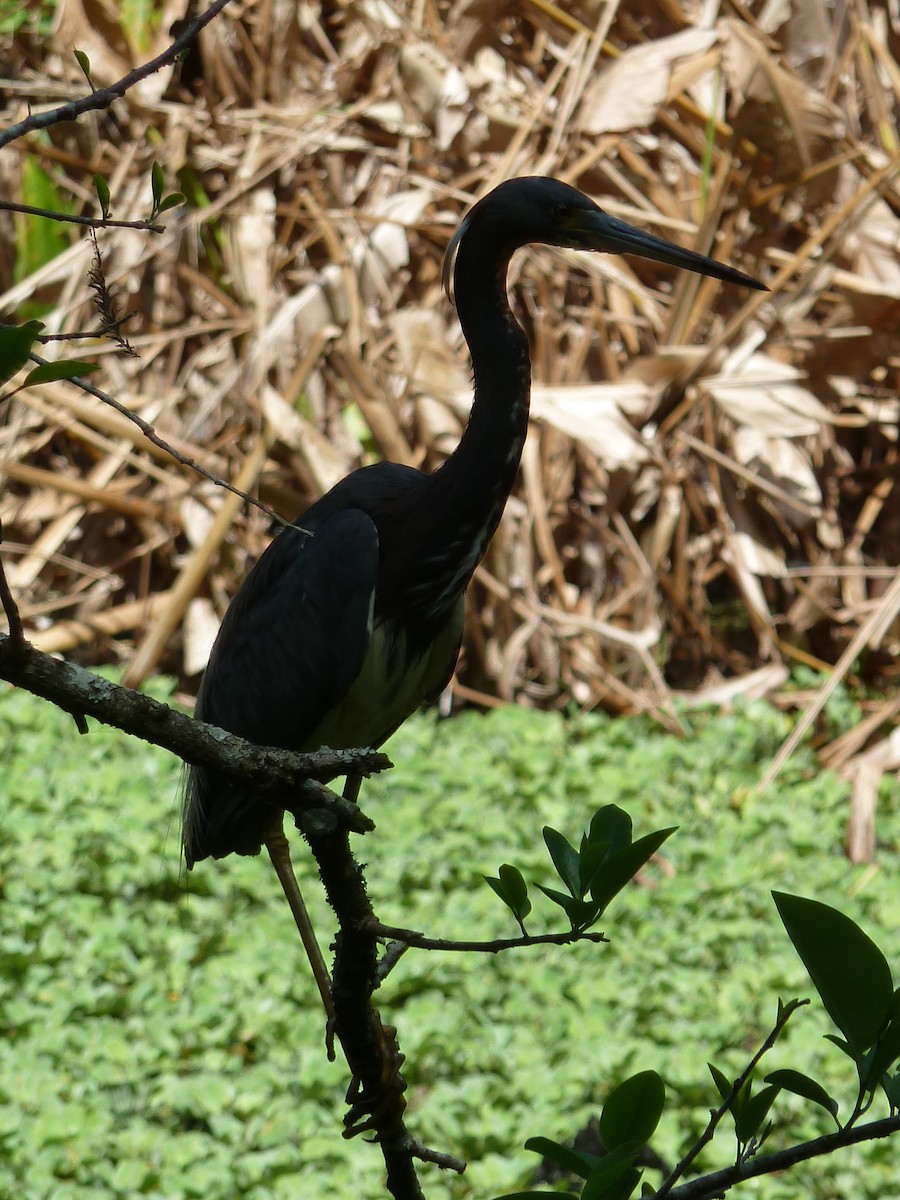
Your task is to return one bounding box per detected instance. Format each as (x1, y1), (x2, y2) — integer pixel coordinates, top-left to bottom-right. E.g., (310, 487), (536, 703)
(498, 864), (531, 922)
(861, 1013), (900, 1093)
(777, 995), (806, 1024)
(543, 827), (581, 897)
(764, 1069), (839, 1123)
(535, 883), (576, 909)
(735, 1083), (780, 1143)
(774, 892), (894, 1055)
(534, 885), (601, 931)
(73, 49), (93, 86)
(523, 1136), (598, 1180)
(583, 1147), (642, 1200)
(824, 1033), (855, 1060)
(708, 1062), (734, 1106)
(589, 805), (633, 852)
(492, 1193), (574, 1199)
(94, 175), (111, 220)
(151, 161), (164, 211)
(485, 865), (531, 930)
(156, 192), (185, 215)
(589, 828), (677, 915)
(23, 360), (99, 386)
(598, 1071), (666, 1152)
(0, 321), (43, 385)
(578, 835), (611, 894)
(484, 874), (512, 907)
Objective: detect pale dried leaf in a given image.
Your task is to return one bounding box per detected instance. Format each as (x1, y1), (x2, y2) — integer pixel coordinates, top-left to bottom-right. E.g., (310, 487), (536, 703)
(731, 427), (822, 515)
(529, 383), (654, 470)
(184, 597), (220, 677)
(400, 43), (470, 149)
(576, 30), (718, 134)
(705, 354), (832, 436)
(392, 309), (467, 398)
(677, 662), (789, 705)
(181, 494), (217, 550)
(261, 386), (349, 492)
(721, 18), (845, 177)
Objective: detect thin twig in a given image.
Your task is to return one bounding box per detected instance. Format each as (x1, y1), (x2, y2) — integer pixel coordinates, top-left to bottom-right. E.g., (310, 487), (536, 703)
(370, 919), (609, 954)
(664, 1114), (900, 1200)
(655, 999), (808, 1199)
(0, 0), (237, 150)
(0, 200), (164, 233)
(20, 350), (292, 529)
(409, 1140), (466, 1173)
(0, 523), (26, 649)
(37, 314), (139, 342)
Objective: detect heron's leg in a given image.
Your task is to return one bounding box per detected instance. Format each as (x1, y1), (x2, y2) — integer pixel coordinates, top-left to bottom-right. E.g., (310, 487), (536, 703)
(343, 774), (362, 803)
(264, 816), (335, 1029)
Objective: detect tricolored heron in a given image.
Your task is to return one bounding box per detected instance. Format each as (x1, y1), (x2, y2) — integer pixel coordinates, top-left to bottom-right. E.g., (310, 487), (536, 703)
(184, 177), (765, 1013)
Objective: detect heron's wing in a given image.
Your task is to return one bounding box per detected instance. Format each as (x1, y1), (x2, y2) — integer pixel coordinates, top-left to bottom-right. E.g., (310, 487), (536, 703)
(184, 508), (379, 862)
(200, 508), (379, 747)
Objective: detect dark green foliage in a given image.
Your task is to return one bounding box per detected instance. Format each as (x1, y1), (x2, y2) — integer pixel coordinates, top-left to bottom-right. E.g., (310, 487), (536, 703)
(515, 1072), (664, 1200)
(496, 810), (675, 935)
(773, 894), (893, 1057)
(763, 1069), (839, 1123)
(774, 893), (900, 1116)
(597, 1071), (666, 1153)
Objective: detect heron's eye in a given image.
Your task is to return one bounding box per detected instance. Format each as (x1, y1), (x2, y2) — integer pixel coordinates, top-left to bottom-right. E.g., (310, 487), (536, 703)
(552, 203), (571, 222)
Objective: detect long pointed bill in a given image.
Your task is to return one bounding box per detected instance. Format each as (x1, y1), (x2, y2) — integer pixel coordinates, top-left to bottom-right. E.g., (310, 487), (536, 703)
(576, 210), (767, 291)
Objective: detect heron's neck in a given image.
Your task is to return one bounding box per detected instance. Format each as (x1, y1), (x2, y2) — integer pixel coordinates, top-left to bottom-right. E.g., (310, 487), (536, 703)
(433, 234), (531, 532)
(375, 230), (531, 628)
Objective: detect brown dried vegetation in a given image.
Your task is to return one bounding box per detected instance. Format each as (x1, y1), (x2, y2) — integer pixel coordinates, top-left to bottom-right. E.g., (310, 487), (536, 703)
(2, 0), (899, 745)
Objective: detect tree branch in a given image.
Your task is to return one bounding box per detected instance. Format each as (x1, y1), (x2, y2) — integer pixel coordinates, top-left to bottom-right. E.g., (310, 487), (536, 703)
(0, 0), (237, 150)
(369, 919), (609, 954)
(665, 1115), (900, 1200)
(0, 633), (385, 834)
(0, 200), (164, 233)
(303, 819), (458, 1197)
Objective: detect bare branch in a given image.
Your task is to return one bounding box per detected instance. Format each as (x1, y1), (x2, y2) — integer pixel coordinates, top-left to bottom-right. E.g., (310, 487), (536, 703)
(304, 819), (439, 1198)
(0, 524), (25, 649)
(370, 919), (608, 954)
(19, 350), (293, 529)
(665, 1115), (900, 1200)
(0, 0), (237, 150)
(0, 200), (164, 233)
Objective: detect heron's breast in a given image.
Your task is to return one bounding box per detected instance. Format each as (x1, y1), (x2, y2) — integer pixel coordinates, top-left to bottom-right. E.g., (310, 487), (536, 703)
(304, 599), (464, 753)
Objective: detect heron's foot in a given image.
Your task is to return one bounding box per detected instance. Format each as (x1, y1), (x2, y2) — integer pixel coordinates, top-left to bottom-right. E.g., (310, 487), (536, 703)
(342, 1018), (407, 1139)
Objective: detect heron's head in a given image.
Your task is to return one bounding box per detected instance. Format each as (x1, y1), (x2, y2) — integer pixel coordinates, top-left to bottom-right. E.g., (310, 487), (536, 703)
(443, 176), (766, 298)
